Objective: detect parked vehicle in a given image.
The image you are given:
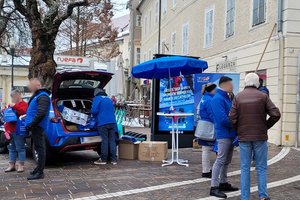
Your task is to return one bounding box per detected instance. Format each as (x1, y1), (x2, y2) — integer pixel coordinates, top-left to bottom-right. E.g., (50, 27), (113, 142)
(0, 70), (113, 161)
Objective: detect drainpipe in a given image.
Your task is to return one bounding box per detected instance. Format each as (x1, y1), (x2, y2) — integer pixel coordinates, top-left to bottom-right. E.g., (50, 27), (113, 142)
(296, 54), (300, 148)
(277, 0), (284, 146)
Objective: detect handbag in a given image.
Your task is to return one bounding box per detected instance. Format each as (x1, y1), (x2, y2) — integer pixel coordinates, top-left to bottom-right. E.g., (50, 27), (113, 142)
(3, 108), (18, 122)
(194, 120), (215, 141)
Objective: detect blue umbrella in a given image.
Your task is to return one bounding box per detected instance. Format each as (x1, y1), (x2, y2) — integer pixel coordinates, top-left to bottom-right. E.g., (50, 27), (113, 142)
(132, 56), (208, 109)
(131, 56), (208, 79)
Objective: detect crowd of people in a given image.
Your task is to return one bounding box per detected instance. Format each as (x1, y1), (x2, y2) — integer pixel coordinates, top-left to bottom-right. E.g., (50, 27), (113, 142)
(197, 73), (281, 200)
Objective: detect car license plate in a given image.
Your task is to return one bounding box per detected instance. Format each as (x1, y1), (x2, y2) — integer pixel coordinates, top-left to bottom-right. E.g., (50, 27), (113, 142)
(80, 136), (102, 144)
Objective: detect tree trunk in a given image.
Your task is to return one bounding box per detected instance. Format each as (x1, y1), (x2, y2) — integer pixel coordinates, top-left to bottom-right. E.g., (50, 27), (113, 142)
(28, 21), (57, 89)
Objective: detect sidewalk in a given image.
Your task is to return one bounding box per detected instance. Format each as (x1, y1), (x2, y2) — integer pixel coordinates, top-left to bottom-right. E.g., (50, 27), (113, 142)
(0, 143), (299, 200)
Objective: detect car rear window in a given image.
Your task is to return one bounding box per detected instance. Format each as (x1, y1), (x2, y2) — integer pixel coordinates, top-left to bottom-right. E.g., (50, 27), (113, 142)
(59, 79), (100, 89)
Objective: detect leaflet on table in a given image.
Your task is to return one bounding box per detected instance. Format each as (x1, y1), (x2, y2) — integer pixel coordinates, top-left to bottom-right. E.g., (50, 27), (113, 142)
(158, 76), (195, 131)
(194, 73), (240, 125)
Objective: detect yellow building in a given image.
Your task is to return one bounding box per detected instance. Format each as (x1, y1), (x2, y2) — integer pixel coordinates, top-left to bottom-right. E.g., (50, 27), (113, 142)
(137, 0), (300, 146)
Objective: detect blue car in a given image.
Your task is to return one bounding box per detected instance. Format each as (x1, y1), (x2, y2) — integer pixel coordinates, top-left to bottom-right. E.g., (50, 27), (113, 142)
(26, 70), (113, 162)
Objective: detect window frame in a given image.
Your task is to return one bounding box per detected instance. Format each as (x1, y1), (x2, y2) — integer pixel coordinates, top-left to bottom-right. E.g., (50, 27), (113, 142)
(204, 5), (215, 48)
(171, 32), (176, 54)
(136, 48), (141, 65)
(251, 0), (267, 27)
(182, 22), (189, 55)
(225, 0), (235, 38)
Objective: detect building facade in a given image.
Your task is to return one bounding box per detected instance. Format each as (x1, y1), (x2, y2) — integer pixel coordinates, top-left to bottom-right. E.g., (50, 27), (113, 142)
(137, 0), (300, 146)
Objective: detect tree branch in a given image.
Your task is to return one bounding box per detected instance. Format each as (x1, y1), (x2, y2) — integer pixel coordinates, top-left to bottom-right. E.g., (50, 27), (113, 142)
(54, 0), (89, 28)
(12, 0), (29, 19)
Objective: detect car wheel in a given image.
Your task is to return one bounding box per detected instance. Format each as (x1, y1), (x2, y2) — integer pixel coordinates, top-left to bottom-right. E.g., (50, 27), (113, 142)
(32, 143), (39, 163)
(0, 131), (8, 154)
(32, 141), (55, 164)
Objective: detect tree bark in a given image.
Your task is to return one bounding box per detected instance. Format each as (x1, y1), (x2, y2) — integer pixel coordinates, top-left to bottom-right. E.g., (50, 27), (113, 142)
(28, 19), (57, 88)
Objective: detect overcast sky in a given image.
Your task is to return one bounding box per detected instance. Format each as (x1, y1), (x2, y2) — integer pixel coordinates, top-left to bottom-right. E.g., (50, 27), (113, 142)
(112, 0), (129, 18)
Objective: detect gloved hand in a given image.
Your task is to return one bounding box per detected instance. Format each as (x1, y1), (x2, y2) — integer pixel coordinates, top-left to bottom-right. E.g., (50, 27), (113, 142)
(25, 124), (33, 132)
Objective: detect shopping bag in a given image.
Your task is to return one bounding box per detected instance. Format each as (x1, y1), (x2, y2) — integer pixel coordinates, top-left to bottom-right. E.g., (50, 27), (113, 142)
(16, 118), (28, 136)
(194, 120), (215, 141)
(3, 108), (18, 122)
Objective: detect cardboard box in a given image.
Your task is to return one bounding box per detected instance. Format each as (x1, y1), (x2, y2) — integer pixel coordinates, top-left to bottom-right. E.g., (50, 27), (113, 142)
(138, 141), (168, 162)
(118, 140), (139, 160)
(61, 107), (88, 126)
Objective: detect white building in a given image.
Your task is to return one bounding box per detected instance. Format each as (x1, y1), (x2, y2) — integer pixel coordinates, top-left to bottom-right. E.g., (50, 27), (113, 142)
(136, 0), (300, 146)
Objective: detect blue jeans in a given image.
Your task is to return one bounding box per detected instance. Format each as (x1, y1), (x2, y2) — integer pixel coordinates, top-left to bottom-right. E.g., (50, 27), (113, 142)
(98, 124), (117, 162)
(239, 141), (268, 200)
(8, 133), (26, 162)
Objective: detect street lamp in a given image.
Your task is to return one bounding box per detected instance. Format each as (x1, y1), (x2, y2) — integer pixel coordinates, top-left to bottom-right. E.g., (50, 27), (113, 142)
(10, 39), (15, 89)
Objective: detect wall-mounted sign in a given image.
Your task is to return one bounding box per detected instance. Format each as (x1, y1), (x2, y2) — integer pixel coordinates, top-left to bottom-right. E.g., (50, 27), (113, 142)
(54, 55), (90, 67)
(216, 58), (237, 72)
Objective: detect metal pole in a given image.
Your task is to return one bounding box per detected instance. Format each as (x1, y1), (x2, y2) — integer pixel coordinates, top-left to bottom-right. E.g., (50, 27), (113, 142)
(151, 0), (162, 138)
(11, 48), (15, 89)
(255, 23), (277, 72)
(295, 53), (300, 148)
(158, 0), (162, 54)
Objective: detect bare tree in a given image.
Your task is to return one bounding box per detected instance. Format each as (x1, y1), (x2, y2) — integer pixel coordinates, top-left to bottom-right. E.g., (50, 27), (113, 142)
(11, 0), (106, 88)
(57, 0), (119, 61)
(0, 0), (29, 53)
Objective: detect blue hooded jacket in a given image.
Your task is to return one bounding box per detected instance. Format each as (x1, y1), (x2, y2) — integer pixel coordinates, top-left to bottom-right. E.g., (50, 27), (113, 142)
(199, 92), (214, 123)
(211, 89), (235, 139)
(91, 95), (116, 127)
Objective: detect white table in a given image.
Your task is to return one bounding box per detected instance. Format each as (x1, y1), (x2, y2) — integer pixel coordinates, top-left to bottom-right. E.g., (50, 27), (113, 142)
(157, 112), (194, 167)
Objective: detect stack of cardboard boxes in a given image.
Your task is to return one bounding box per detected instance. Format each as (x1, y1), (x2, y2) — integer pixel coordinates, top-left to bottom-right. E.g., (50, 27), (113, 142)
(118, 140), (168, 162)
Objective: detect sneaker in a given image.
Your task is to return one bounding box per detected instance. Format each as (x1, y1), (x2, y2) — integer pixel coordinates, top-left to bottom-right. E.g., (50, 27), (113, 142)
(94, 159), (107, 165)
(111, 161), (117, 165)
(202, 171), (212, 178)
(219, 182), (239, 192)
(210, 187), (227, 198)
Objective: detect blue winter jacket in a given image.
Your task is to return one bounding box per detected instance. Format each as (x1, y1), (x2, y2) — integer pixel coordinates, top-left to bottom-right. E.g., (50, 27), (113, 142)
(91, 95), (116, 127)
(199, 92), (214, 123)
(25, 90), (50, 130)
(259, 86), (269, 96)
(211, 89), (235, 139)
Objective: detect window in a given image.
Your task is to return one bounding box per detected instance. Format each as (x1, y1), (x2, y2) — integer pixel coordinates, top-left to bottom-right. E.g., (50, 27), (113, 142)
(162, 0), (167, 16)
(144, 53), (147, 62)
(171, 32), (176, 54)
(136, 48), (141, 64)
(149, 11), (152, 30)
(144, 16), (148, 35)
(155, 1), (159, 24)
(204, 7), (214, 48)
(226, 0), (235, 37)
(173, 0), (177, 8)
(136, 15), (142, 27)
(182, 23), (189, 55)
(252, 0), (266, 26)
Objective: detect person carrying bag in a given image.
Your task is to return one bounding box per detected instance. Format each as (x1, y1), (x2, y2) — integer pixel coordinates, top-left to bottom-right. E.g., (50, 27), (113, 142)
(195, 83), (217, 178)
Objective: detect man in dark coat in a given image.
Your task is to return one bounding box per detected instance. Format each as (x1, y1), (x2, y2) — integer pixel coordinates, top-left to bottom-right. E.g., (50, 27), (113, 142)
(230, 73), (281, 200)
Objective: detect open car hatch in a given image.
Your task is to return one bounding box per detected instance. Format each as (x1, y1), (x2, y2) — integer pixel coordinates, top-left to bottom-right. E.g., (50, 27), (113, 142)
(52, 70), (113, 99)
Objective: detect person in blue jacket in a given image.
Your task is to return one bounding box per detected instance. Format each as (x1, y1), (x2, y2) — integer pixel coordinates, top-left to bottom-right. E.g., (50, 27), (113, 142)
(197, 83), (217, 178)
(209, 76), (238, 198)
(258, 78), (269, 96)
(25, 78), (51, 180)
(91, 88), (117, 165)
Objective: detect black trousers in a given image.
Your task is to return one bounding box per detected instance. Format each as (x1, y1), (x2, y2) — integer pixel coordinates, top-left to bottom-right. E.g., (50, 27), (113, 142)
(31, 126), (46, 173)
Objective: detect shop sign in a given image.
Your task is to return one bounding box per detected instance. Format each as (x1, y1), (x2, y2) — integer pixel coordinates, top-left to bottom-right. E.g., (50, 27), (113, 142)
(54, 55), (90, 67)
(216, 58), (237, 72)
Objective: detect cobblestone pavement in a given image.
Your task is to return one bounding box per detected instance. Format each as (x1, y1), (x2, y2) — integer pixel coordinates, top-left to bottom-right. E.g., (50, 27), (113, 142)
(0, 144), (299, 200)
